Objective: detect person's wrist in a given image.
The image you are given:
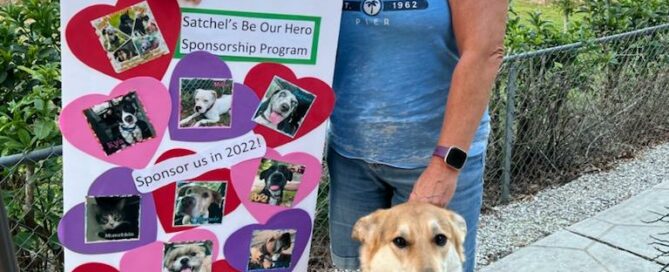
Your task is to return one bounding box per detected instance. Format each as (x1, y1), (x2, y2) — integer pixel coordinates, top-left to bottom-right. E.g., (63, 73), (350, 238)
(429, 156), (458, 175)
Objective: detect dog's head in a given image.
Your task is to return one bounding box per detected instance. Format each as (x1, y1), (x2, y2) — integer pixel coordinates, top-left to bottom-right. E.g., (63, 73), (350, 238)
(193, 89), (218, 114)
(163, 241), (212, 272)
(266, 89), (298, 124)
(177, 185), (223, 218)
(119, 96), (138, 127)
(256, 231), (293, 260)
(353, 202), (467, 272)
(259, 164), (293, 194)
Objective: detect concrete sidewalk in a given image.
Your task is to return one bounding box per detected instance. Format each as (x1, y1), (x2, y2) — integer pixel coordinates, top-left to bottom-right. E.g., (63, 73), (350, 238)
(481, 181), (669, 272)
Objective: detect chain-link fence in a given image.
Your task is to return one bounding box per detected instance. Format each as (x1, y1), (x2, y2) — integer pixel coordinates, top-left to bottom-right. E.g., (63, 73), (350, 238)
(0, 146), (63, 272)
(2, 23), (669, 272)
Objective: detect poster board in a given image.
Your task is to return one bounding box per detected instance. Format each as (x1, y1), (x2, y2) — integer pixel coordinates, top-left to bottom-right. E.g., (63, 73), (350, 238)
(58, 1), (341, 271)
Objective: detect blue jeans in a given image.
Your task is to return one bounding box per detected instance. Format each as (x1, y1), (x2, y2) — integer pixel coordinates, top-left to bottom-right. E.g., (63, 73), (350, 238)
(327, 147), (485, 272)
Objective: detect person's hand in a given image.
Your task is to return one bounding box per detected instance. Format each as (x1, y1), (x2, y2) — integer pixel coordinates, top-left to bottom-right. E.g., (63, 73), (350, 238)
(409, 157), (459, 207)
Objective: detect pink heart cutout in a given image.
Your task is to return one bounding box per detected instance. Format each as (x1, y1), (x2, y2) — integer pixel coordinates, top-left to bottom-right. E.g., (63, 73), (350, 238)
(60, 77), (170, 168)
(119, 229), (219, 271)
(231, 148), (321, 223)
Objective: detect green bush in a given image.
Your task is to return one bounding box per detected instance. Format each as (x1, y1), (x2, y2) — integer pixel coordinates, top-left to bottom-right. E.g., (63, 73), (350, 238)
(0, 0), (63, 271)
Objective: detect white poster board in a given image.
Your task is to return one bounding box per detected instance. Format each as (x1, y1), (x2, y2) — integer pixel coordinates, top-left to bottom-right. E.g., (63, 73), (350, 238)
(58, 1), (341, 271)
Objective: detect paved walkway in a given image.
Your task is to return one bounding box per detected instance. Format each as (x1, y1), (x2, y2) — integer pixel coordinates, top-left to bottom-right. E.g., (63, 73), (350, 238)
(481, 181), (669, 272)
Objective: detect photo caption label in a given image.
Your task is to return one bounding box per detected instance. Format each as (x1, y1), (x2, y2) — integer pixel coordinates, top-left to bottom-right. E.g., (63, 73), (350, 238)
(132, 133), (266, 193)
(178, 8), (321, 64)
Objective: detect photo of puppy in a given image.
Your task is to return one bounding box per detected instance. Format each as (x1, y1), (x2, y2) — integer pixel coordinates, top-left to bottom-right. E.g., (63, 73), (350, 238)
(85, 195), (141, 243)
(249, 158), (305, 207)
(173, 181), (226, 226)
(178, 78), (234, 128)
(248, 229), (296, 270)
(83, 91), (155, 155)
(253, 76), (316, 137)
(353, 202), (467, 272)
(163, 241), (213, 272)
(91, 1), (169, 73)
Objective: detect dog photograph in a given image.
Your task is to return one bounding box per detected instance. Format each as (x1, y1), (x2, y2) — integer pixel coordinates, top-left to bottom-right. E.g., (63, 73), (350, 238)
(249, 158), (305, 208)
(85, 195), (141, 243)
(253, 76), (316, 137)
(173, 181), (227, 226)
(178, 78), (234, 128)
(248, 229), (296, 271)
(163, 240), (213, 272)
(83, 91), (155, 155)
(91, 1), (169, 73)
(352, 202), (467, 272)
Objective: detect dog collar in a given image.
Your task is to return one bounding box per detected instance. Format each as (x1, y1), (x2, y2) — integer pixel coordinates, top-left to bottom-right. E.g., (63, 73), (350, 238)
(120, 125), (137, 132)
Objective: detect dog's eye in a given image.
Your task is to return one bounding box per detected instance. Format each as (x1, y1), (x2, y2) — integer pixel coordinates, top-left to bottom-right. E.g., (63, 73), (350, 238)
(190, 252), (197, 257)
(392, 237), (408, 249)
(202, 192), (209, 198)
(434, 234), (448, 247)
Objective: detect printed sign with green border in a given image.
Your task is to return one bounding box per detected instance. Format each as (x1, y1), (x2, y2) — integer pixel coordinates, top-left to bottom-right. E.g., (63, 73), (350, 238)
(176, 8), (321, 65)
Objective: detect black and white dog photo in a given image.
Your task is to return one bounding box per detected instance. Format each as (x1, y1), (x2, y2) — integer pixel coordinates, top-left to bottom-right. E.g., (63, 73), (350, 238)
(179, 78), (234, 128)
(84, 92), (155, 155)
(250, 159), (305, 207)
(253, 76), (316, 137)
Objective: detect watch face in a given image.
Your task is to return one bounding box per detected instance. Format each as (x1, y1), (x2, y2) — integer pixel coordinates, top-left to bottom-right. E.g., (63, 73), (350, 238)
(445, 147), (467, 169)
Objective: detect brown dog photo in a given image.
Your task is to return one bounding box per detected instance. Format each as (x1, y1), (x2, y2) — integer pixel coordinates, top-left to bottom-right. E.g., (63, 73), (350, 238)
(247, 229), (296, 270)
(173, 181), (227, 226)
(353, 202), (467, 272)
(163, 240), (213, 272)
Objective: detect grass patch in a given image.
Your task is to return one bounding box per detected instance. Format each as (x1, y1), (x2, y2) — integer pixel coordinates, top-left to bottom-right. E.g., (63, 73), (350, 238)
(511, 0), (585, 31)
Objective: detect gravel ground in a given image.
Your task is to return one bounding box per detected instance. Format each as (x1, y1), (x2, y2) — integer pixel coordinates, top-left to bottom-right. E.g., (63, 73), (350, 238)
(476, 142), (669, 270)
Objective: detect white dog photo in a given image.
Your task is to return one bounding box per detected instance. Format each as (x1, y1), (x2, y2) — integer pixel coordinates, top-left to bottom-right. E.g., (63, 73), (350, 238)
(179, 78), (233, 128)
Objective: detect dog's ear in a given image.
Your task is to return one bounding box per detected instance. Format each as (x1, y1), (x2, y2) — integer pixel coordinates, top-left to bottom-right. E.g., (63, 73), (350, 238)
(211, 190), (223, 204)
(281, 166), (293, 181)
(208, 90), (217, 100)
(445, 210), (467, 262)
(352, 209), (387, 244)
(279, 232), (292, 250)
(259, 165), (275, 181)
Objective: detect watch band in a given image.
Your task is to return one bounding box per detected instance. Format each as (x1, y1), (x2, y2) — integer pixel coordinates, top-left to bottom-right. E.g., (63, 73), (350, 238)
(432, 145), (468, 170)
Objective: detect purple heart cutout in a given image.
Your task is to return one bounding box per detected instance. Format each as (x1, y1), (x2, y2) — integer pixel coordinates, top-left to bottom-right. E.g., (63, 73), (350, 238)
(169, 51), (259, 142)
(57, 168), (157, 254)
(224, 209), (312, 271)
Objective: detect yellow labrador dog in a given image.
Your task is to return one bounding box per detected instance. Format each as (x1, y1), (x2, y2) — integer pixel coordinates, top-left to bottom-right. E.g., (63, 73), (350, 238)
(353, 202), (467, 272)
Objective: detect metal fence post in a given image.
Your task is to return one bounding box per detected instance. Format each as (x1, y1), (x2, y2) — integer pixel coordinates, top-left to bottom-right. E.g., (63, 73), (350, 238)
(0, 188), (19, 272)
(501, 62), (518, 204)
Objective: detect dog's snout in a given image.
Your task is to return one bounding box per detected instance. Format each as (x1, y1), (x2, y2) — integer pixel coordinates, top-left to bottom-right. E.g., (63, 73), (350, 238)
(180, 257), (190, 265)
(124, 115), (134, 123)
(280, 103), (290, 112)
(195, 105), (202, 112)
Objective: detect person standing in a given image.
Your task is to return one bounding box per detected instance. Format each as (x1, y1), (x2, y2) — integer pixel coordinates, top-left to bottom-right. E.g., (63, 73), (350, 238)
(327, 1), (507, 271)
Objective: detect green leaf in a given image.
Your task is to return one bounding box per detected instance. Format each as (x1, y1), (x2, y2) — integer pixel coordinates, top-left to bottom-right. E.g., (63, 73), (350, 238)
(33, 98), (44, 111)
(33, 120), (52, 140)
(18, 128), (30, 146)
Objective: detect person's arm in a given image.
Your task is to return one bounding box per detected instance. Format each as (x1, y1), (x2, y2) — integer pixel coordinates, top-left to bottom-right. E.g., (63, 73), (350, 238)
(409, 0), (507, 206)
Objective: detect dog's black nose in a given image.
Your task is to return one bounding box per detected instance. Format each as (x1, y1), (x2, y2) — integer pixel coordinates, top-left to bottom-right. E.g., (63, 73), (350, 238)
(180, 258), (190, 265)
(195, 106), (202, 111)
(280, 103), (290, 112)
(124, 116), (134, 123)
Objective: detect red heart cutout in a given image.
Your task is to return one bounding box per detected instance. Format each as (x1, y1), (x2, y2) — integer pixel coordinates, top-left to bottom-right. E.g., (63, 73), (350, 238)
(73, 263), (119, 272)
(65, 0), (179, 80)
(213, 260), (240, 272)
(152, 149), (241, 233)
(245, 63), (335, 147)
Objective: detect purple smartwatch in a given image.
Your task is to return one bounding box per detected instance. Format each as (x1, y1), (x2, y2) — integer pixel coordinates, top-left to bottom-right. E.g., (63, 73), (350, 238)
(432, 145), (468, 170)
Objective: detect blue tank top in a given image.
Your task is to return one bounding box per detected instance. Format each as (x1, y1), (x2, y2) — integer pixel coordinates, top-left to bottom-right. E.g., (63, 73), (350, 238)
(329, 0), (490, 168)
